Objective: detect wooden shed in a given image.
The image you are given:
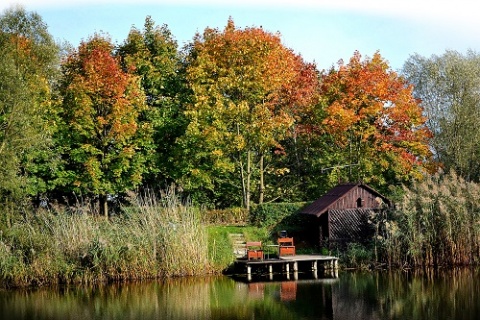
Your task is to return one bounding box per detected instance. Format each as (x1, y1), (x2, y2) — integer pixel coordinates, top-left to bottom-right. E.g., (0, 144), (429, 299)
(299, 183), (392, 248)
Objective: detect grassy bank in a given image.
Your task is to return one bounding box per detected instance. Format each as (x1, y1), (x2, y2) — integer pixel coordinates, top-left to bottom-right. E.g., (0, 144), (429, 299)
(0, 191), (212, 288)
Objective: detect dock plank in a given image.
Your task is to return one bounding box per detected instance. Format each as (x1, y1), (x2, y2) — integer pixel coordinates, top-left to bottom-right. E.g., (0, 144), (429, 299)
(235, 254), (339, 279)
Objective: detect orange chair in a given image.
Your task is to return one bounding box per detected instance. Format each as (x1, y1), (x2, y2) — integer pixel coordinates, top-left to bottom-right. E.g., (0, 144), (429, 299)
(246, 241), (264, 260)
(278, 237), (295, 256)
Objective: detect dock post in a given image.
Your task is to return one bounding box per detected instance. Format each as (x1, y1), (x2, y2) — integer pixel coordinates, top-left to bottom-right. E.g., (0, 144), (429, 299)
(312, 260), (317, 271)
(327, 259), (332, 269)
(285, 262), (291, 280)
(293, 262), (298, 272)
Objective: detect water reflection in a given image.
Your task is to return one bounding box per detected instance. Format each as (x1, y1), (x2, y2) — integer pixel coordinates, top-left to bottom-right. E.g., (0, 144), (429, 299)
(1, 268), (480, 319)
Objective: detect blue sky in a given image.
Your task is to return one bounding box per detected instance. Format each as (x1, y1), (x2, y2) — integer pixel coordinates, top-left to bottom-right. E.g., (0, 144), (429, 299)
(1, 0), (479, 71)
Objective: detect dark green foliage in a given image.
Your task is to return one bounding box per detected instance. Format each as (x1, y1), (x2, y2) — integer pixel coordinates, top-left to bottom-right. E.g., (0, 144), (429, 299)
(341, 243), (374, 268)
(249, 202), (308, 229)
(118, 16), (188, 186)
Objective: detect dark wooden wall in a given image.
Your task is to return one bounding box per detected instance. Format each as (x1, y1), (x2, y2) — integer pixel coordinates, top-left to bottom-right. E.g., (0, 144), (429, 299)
(328, 185), (383, 211)
(328, 209), (375, 243)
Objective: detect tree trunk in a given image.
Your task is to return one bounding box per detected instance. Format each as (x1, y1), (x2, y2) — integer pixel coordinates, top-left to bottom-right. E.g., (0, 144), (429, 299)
(99, 194), (108, 219)
(259, 153), (264, 204)
(246, 151), (251, 210)
(240, 157), (246, 208)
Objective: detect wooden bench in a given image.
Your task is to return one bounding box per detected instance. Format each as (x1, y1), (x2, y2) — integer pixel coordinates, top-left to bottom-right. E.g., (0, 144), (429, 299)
(246, 241), (264, 260)
(278, 237), (295, 256)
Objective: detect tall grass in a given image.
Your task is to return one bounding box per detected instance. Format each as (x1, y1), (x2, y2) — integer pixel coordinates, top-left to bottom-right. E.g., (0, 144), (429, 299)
(0, 188), (212, 288)
(125, 188), (210, 277)
(382, 170), (480, 267)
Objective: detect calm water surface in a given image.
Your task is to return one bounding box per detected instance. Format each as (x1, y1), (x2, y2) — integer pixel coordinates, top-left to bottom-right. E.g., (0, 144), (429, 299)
(1, 268), (480, 320)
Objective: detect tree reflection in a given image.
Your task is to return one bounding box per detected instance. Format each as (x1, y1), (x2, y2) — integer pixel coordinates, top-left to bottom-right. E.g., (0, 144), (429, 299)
(1, 269), (480, 319)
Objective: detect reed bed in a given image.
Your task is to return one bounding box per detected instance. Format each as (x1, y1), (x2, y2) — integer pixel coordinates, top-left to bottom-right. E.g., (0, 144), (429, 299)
(0, 189), (212, 288)
(382, 170), (480, 267)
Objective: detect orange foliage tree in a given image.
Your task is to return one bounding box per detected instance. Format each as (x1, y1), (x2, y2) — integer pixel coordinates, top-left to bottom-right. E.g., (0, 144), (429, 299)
(319, 51), (432, 187)
(58, 35), (152, 216)
(179, 18), (318, 207)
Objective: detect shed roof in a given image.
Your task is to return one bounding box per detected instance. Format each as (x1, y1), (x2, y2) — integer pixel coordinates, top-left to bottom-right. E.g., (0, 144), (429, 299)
(300, 182), (391, 217)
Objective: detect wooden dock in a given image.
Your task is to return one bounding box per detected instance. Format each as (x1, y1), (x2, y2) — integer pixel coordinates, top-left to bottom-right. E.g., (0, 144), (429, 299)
(235, 254), (339, 280)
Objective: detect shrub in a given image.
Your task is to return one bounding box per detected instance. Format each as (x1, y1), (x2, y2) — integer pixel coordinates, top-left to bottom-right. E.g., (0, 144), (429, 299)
(342, 243), (373, 269)
(249, 202), (307, 229)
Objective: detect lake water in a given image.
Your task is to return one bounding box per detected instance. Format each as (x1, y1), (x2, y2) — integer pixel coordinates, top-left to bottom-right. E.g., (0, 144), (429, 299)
(1, 268), (480, 320)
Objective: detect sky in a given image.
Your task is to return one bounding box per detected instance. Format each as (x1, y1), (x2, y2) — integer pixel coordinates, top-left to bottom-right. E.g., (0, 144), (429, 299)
(1, 0), (480, 71)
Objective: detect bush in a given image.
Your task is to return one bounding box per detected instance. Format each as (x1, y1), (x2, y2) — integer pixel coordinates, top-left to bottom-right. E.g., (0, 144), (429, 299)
(342, 243), (373, 269)
(249, 202), (308, 229)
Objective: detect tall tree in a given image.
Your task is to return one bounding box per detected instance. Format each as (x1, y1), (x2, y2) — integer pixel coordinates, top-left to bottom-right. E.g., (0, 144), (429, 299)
(180, 18), (318, 208)
(58, 35), (152, 217)
(402, 50), (480, 181)
(118, 16), (186, 185)
(317, 51), (432, 190)
(0, 7), (59, 206)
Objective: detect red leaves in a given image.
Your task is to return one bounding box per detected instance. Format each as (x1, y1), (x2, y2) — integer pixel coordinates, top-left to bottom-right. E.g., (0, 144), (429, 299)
(60, 35), (150, 195)
(66, 36), (144, 141)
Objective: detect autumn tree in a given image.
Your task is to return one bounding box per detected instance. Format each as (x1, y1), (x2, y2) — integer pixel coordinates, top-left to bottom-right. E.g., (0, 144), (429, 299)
(180, 19), (318, 208)
(118, 16), (186, 185)
(58, 35), (152, 217)
(402, 50), (480, 181)
(316, 51), (432, 190)
(0, 7), (59, 208)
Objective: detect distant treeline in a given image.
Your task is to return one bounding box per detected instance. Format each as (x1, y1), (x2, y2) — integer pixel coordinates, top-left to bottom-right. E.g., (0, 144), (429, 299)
(0, 7), (437, 215)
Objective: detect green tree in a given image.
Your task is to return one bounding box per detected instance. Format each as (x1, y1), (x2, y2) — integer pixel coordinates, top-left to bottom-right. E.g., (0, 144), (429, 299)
(278, 105), (331, 200)
(180, 19), (317, 208)
(58, 35), (152, 217)
(402, 50), (480, 181)
(118, 16), (186, 185)
(0, 7), (59, 207)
